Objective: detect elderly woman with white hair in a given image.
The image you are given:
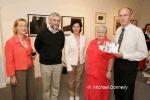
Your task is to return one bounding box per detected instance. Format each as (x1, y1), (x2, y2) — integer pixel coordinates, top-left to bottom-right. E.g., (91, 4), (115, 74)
(84, 25), (114, 100)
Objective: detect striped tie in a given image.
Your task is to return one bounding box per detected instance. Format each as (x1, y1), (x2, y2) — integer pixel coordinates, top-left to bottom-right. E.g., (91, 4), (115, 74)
(118, 28), (125, 51)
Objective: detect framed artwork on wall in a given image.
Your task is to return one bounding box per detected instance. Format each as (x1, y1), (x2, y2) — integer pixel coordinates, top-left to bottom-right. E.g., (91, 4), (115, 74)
(27, 14), (49, 37)
(113, 16), (120, 34)
(61, 16), (84, 36)
(95, 12), (106, 24)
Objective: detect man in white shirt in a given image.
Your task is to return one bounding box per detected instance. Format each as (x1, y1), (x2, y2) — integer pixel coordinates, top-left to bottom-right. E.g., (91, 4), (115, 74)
(113, 7), (148, 100)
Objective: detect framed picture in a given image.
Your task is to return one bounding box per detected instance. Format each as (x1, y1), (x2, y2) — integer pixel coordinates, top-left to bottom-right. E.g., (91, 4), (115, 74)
(113, 16), (120, 34)
(27, 14), (49, 37)
(61, 16), (84, 36)
(95, 12), (106, 24)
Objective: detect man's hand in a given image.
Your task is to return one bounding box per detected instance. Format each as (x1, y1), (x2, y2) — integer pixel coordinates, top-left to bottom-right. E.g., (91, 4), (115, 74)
(112, 52), (123, 58)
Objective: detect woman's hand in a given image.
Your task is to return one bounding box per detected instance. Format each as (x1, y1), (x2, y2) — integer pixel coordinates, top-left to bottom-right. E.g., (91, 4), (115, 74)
(106, 71), (111, 80)
(10, 75), (17, 85)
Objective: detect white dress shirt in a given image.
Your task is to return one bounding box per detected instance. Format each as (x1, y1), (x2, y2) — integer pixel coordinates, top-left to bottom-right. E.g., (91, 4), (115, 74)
(115, 23), (148, 61)
(65, 34), (86, 71)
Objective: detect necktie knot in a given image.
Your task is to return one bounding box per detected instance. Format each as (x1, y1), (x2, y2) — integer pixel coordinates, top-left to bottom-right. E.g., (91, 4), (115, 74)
(122, 28), (125, 32)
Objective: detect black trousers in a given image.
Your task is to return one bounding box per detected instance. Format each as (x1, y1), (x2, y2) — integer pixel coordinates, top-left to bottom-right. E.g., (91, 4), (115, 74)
(114, 58), (138, 100)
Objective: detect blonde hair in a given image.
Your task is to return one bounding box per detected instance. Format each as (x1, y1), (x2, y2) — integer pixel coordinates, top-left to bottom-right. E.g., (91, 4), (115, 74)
(13, 18), (28, 34)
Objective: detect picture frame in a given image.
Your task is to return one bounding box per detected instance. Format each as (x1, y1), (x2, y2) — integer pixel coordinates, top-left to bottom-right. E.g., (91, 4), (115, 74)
(27, 14), (49, 37)
(61, 16), (84, 36)
(113, 16), (120, 34)
(95, 12), (106, 24)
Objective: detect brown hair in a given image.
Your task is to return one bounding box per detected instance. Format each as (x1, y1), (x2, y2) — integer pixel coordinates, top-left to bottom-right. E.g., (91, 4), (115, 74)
(70, 19), (82, 33)
(13, 18), (28, 34)
(143, 23), (150, 33)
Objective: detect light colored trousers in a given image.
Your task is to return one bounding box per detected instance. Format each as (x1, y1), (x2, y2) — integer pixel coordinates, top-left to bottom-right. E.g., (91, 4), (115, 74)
(67, 63), (85, 96)
(40, 64), (63, 100)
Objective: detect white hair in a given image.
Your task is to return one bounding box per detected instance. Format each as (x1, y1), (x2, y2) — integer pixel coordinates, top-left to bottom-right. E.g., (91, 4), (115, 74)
(48, 12), (61, 19)
(98, 25), (107, 33)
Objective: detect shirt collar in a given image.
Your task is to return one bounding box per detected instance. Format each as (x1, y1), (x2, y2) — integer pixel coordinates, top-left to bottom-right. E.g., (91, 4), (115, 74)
(48, 26), (59, 34)
(120, 23), (132, 32)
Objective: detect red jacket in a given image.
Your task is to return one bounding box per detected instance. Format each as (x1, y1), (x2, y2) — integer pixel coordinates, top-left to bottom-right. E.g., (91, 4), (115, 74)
(86, 38), (114, 78)
(5, 34), (33, 77)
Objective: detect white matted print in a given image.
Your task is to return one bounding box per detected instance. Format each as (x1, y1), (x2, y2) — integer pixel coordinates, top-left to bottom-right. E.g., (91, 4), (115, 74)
(95, 12), (106, 24)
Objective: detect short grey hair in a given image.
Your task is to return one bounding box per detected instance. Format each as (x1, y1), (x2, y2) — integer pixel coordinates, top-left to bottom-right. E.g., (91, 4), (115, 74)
(97, 25), (107, 33)
(118, 7), (133, 16)
(48, 12), (61, 19)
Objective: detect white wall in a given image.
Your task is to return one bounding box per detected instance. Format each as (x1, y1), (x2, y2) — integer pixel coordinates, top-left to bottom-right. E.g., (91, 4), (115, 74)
(138, 0), (150, 28)
(1, 0), (141, 41)
(0, 0), (148, 77)
(0, 7), (6, 88)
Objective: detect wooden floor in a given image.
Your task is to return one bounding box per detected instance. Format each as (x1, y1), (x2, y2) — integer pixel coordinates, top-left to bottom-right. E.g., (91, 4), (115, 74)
(0, 71), (150, 100)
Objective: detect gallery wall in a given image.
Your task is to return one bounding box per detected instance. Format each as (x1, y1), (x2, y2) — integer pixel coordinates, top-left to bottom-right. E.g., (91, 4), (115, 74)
(0, 0), (148, 78)
(0, 7), (6, 88)
(138, 0), (150, 27)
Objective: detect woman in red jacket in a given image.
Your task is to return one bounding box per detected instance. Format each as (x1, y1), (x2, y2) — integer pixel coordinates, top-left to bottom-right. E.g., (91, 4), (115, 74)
(5, 18), (36, 100)
(84, 25), (114, 100)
